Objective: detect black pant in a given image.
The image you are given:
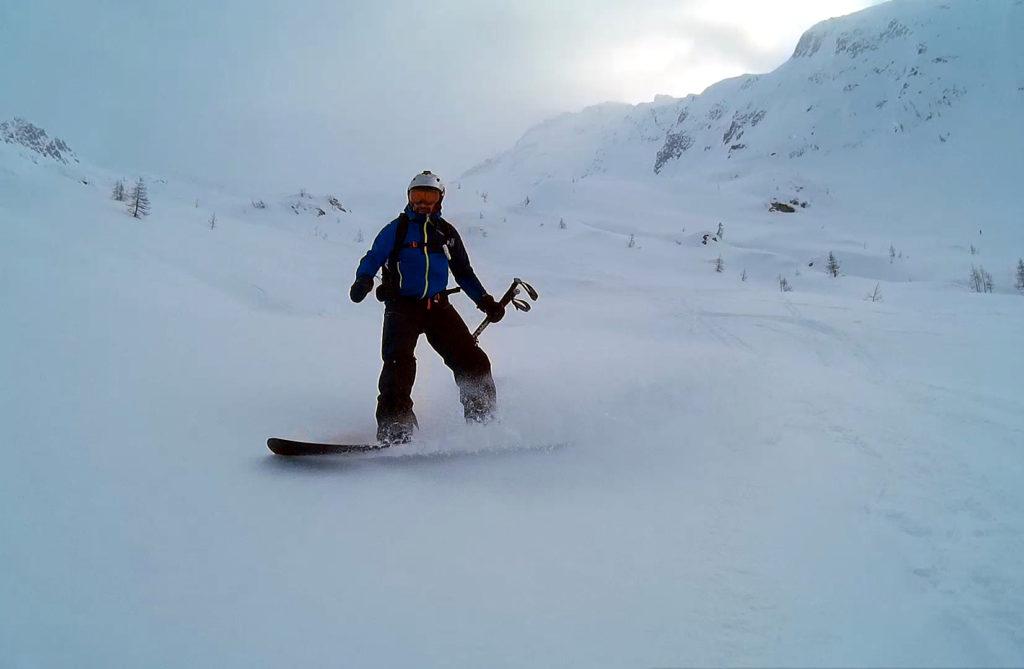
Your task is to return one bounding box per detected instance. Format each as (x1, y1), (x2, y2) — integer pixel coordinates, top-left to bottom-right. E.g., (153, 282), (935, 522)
(376, 295), (496, 441)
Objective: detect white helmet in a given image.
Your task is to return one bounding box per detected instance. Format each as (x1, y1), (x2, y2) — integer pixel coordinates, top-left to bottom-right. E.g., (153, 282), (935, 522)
(408, 170), (445, 195)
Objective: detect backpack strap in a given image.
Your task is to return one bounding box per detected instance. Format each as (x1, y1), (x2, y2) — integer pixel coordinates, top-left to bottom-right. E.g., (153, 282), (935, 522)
(377, 212), (410, 301)
(388, 212), (410, 270)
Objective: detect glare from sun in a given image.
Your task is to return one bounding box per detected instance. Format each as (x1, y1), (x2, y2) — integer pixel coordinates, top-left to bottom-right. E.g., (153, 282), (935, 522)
(580, 0), (880, 104)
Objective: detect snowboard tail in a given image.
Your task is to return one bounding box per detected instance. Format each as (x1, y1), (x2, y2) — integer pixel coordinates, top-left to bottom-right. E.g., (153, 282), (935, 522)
(267, 437), (390, 456)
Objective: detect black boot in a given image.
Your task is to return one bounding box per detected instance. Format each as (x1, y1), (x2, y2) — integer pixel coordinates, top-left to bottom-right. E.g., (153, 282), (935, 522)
(377, 419), (415, 446)
(460, 376), (497, 424)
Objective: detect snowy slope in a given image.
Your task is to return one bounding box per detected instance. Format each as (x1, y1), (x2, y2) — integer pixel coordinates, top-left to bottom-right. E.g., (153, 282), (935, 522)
(465, 0), (1024, 184)
(3, 2), (1024, 667)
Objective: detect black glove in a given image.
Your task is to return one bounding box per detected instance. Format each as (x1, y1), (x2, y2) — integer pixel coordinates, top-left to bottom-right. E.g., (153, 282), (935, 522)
(478, 294), (505, 323)
(349, 276), (373, 303)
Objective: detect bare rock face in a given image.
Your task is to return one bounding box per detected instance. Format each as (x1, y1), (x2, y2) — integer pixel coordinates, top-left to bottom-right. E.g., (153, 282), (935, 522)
(0, 118), (78, 164)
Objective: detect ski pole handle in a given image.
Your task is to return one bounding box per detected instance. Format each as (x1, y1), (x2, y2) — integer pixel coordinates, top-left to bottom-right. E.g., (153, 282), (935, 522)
(473, 278), (538, 341)
(473, 288), (516, 340)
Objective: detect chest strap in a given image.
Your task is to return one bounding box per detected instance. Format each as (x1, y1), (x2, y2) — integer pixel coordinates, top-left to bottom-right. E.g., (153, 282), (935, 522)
(400, 239), (451, 254)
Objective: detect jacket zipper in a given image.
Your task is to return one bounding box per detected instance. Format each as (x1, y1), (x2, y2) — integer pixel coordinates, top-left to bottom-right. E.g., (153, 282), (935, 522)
(396, 222), (404, 291)
(421, 217), (430, 299)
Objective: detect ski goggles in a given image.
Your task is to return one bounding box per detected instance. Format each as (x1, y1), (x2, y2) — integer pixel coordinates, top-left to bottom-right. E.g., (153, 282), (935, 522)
(408, 188), (442, 207)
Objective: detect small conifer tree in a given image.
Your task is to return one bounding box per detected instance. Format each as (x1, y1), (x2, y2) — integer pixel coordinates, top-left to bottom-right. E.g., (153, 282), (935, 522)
(127, 177), (150, 218)
(826, 252), (841, 277)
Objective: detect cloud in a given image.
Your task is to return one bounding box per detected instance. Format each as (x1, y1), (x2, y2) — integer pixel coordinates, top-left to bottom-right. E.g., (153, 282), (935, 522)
(0, 0), (881, 194)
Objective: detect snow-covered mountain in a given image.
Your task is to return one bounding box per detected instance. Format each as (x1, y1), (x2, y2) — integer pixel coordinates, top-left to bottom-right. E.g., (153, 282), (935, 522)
(465, 0), (1024, 184)
(1, 117), (78, 164)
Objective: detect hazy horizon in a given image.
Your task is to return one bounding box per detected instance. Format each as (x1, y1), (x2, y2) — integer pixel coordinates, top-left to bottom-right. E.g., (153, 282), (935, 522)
(1, 0), (882, 195)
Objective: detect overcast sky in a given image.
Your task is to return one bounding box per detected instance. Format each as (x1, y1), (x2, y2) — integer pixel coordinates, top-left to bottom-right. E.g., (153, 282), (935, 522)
(0, 0), (881, 194)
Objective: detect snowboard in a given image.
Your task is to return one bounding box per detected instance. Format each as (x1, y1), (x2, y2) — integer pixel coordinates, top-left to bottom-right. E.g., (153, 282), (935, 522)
(267, 437), (391, 456)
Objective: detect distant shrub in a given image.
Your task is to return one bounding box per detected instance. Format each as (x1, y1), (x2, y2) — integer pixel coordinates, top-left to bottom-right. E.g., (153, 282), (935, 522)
(969, 265), (993, 293)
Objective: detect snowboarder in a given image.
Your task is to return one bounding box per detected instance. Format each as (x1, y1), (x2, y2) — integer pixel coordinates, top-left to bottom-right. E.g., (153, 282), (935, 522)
(349, 171), (506, 445)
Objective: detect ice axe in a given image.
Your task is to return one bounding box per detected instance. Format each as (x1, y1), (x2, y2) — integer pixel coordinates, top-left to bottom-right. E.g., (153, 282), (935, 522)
(473, 277), (538, 341)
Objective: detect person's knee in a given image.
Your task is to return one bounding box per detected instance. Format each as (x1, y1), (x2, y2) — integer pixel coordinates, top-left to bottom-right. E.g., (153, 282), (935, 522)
(382, 352), (416, 367)
(466, 348), (491, 376)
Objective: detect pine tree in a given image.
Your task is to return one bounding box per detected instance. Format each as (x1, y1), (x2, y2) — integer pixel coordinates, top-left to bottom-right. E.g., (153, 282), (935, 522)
(714, 256), (724, 273)
(1016, 258), (1024, 293)
(889, 244), (896, 263)
(716, 222), (724, 240)
(111, 179), (125, 201)
(127, 177), (150, 218)
(778, 275), (792, 292)
(209, 212), (217, 230)
(826, 251), (841, 277)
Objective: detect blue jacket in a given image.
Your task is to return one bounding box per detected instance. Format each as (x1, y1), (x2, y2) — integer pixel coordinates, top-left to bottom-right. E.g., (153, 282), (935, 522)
(355, 205), (488, 305)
